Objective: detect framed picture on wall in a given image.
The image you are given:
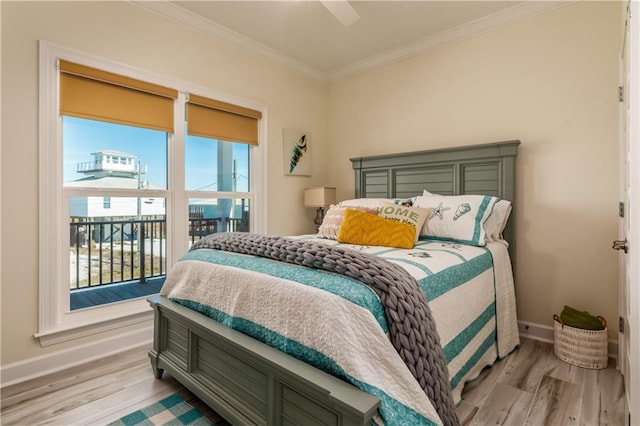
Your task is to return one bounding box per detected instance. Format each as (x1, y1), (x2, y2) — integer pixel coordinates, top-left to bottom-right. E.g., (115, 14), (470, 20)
(283, 129), (311, 176)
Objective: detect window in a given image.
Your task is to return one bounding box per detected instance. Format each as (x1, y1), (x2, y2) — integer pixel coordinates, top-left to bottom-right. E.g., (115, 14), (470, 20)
(183, 93), (261, 246)
(38, 42), (266, 345)
(65, 118), (169, 309)
(186, 138), (252, 245)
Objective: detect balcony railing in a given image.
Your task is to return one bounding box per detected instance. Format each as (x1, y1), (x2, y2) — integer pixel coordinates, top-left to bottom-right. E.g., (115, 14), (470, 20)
(70, 216), (248, 290)
(69, 218), (165, 290)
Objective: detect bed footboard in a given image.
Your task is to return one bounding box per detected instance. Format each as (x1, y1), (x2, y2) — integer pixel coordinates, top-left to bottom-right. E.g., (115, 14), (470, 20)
(148, 296), (380, 426)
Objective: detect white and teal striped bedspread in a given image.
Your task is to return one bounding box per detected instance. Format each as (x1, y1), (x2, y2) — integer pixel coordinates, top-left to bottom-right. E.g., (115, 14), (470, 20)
(160, 237), (519, 426)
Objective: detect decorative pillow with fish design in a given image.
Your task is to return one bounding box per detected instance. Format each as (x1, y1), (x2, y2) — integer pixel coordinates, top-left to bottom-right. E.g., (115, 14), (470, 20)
(422, 190), (512, 243)
(414, 194), (499, 246)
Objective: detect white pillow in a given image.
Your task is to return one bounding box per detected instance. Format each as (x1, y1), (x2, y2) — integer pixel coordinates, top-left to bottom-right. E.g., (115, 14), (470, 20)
(339, 198), (395, 208)
(414, 194), (500, 246)
(339, 197), (415, 208)
(421, 190), (511, 243)
(317, 205), (379, 240)
(484, 200), (512, 242)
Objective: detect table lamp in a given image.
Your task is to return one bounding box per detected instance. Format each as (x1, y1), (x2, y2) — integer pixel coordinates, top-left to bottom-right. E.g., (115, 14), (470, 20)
(304, 187), (337, 230)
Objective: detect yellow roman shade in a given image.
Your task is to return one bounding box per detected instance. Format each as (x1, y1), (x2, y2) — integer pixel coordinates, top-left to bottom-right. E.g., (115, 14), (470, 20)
(187, 93), (262, 145)
(59, 60), (178, 133)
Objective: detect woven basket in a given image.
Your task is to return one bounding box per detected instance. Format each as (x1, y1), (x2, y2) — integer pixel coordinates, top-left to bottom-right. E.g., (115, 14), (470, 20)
(553, 314), (608, 369)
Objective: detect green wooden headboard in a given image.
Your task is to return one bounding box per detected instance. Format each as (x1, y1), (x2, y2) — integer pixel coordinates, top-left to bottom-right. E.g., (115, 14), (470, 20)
(350, 140), (520, 256)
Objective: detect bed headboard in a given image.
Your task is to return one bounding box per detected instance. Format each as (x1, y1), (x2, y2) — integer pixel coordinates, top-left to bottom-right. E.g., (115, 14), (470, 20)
(350, 140), (520, 256)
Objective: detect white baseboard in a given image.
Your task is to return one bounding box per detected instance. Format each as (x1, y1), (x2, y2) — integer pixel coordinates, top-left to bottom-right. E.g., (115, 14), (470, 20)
(518, 320), (618, 362)
(518, 320), (555, 343)
(0, 324), (153, 389)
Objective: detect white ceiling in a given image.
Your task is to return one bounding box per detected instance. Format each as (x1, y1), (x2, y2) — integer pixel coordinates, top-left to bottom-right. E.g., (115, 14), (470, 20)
(135, 1), (570, 80)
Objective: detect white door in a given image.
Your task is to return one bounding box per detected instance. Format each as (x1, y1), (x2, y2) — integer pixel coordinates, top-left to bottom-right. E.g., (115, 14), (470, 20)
(617, 0), (629, 389)
(617, 1), (639, 424)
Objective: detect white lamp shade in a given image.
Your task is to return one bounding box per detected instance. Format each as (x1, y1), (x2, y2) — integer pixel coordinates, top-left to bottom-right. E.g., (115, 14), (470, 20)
(304, 187), (337, 207)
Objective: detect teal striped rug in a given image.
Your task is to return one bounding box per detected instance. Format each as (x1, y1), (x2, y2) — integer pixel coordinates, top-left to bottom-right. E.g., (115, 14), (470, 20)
(108, 394), (213, 426)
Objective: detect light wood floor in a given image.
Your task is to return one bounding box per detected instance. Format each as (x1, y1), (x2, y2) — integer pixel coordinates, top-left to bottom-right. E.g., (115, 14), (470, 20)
(0, 338), (625, 425)
(456, 338), (625, 425)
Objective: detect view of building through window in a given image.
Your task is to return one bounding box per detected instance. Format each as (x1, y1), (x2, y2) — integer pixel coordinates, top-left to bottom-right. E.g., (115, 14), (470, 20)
(63, 116), (251, 309)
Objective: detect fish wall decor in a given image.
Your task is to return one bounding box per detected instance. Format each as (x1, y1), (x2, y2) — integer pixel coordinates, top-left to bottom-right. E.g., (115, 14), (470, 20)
(282, 129), (312, 176)
(289, 134), (307, 173)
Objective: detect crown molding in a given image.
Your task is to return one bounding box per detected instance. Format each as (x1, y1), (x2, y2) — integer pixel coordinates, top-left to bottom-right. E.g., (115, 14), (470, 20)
(131, 1), (327, 81)
(132, 0), (573, 82)
(328, 1), (574, 80)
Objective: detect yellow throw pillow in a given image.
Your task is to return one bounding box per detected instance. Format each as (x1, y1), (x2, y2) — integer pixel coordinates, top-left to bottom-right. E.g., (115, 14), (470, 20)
(337, 209), (416, 249)
(317, 204), (379, 240)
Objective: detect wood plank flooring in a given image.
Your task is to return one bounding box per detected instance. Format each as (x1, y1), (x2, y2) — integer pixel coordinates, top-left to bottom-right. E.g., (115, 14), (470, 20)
(456, 338), (625, 426)
(0, 338), (625, 425)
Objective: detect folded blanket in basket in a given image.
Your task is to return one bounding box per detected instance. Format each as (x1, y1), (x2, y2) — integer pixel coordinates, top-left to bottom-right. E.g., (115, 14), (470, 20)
(560, 305), (605, 330)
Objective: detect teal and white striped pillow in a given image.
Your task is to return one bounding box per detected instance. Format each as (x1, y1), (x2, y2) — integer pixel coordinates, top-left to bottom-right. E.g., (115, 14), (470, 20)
(414, 194), (499, 246)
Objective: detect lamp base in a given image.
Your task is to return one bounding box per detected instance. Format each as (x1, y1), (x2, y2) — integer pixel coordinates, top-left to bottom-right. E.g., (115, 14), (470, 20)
(314, 207), (325, 231)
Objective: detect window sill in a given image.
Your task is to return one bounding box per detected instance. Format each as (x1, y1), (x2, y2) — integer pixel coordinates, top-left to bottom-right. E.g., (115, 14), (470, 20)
(34, 298), (154, 347)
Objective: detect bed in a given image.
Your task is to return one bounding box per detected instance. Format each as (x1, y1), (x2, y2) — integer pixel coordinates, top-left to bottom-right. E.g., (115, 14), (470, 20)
(148, 140), (521, 426)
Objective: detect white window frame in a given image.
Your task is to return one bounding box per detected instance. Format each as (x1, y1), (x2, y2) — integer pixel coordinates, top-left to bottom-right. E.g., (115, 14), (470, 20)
(37, 41), (267, 346)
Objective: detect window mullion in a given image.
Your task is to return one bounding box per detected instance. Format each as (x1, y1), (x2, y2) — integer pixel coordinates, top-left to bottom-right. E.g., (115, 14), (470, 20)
(171, 92), (188, 263)
(184, 190), (252, 199)
(64, 187), (170, 198)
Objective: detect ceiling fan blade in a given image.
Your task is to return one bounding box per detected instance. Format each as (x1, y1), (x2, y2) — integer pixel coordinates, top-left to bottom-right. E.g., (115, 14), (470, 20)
(320, 1), (360, 27)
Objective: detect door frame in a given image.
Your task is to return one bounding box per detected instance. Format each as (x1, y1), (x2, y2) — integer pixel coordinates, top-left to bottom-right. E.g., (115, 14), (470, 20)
(624, 1), (639, 423)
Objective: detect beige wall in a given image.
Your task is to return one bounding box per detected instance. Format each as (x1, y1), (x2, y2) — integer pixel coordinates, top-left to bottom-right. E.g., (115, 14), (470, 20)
(1, 1), (329, 364)
(328, 1), (621, 338)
